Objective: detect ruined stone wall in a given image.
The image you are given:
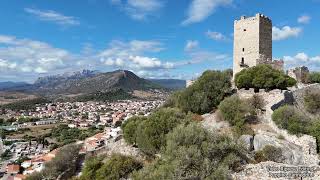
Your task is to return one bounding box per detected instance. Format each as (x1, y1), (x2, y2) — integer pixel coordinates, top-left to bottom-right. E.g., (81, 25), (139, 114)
(291, 83), (320, 119)
(287, 66), (309, 83)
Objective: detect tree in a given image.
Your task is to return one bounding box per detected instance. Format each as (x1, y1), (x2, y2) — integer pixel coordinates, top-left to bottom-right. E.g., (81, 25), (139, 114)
(133, 123), (247, 180)
(165, 70), (232, 114)
(235, 64), (296, 90)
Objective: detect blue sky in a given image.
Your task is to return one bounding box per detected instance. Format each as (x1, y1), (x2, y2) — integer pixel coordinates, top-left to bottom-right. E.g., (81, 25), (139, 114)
(0, 0), (319, 82)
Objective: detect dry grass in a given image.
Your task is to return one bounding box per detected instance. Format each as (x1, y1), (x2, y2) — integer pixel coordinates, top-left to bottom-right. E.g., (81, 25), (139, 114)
(0, 91), (37, 105)
(7, 124), (60, 139)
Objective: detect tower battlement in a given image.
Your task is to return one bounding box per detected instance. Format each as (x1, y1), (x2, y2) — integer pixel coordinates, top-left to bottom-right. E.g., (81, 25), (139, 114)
(235, 13), (272, 23)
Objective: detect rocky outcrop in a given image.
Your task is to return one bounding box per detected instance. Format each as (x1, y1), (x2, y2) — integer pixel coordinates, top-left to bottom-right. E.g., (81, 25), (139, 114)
(253, 132), (303, 165)
(235, 86), (320, 179)
(238, 135), (254, 151)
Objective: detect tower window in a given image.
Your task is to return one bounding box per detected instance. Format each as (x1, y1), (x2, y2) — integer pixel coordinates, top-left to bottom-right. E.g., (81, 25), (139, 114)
(243, 29), (246, 31)
(242, 48), (245, 52)
(241, 58), (244, 64)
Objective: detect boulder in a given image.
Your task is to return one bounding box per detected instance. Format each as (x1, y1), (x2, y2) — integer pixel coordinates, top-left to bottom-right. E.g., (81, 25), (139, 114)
(253, 133), (303, 165)
(238, 135), (254, 151)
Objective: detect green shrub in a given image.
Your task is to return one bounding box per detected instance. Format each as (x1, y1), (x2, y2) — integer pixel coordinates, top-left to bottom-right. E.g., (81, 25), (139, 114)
(254, 145), (283, 163)
(306, 119), (320, 152)
(96, 154), (143, 180)
(165, 70), (232, 114)
(121, 116), (147, 145)
(272, 105), (308, 134)
(308, 72), (320, 83)
(26, 144), (81, 180)
(235, 64), (296, 90)
(80, 156), (103, 180)
(304, 90), (320, 114)
(133, 123), (247, 179)
(122, 108), (191, 156)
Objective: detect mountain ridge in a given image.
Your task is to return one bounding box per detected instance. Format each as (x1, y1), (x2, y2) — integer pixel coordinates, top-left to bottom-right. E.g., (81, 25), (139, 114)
(4, 70), (164, 96)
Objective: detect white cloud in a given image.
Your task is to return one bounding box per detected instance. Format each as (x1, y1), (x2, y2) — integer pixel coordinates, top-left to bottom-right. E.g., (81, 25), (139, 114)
(206, 30), (227, 41)
(0, 35), (73, 75)
(99, 39), (173, 71)
(129, 55), (174, 69)
(185, 40), (199, 51)
(24, 8), (80, 26)
(182, 0), (232, 25)
(283, 52), (320, 70)
(110, 0), (164, 20)
(0, 59), (17, 69)
(98, 40), (164, 59)
(297, 15), (311, 24)
(272, 26), (302, 41)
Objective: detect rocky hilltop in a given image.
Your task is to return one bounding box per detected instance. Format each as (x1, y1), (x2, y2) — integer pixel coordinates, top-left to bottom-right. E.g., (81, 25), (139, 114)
(201, 85), (320, 180)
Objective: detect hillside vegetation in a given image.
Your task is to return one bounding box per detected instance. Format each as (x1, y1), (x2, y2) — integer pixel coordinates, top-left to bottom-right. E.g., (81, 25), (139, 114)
(164, 70), (232, 114)
(235, 64), (296, 90)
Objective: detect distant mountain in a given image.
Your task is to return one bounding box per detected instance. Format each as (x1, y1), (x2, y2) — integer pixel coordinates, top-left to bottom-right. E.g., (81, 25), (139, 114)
(148, 79), (186, 90)
(31, 70), (162, 95)
(33, 69), (98, 90)
(0, 81), (30, 90)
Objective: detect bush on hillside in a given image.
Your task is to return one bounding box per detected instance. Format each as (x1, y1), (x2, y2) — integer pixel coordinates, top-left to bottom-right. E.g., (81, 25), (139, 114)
(80, 154), (142, 180)
(132, 123), (247, 179)
(218, 95), (251, 126)
(271, 105), (308, 134)
(218, 95), (259, 136)
(247, 94), (265, 110)
(26, 144), (81, 180)
(121, 116), (147, 145)
(122, 108), (191, 156)
(80, 156), (103, 180)
(254, 145), (283, 163)
(304, 90), (320, 114)
(165, 70), (232, 114)
(235, 64), (296, 90)
(308, 72), (320, 83)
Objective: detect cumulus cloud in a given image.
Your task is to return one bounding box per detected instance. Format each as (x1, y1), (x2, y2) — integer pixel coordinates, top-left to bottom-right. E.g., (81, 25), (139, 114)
(24, 8), (80, 26)
(110, 0), (164, 20)
(272, 26), (302, 41)
(0, 59), (17, 69)
(0, 35), (74, 78)
(297, 15), (311, 24)
(182, 0), (232, 25)
(98, 40), (164, 59)
(283, 52), (320, 70)
(98, 39), (174, 71)
(206, 30), (228, 41)
(184, 40), (199, 51)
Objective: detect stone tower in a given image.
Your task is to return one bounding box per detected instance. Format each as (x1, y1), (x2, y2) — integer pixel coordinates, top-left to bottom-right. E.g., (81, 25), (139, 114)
(233, 13), (272, 78)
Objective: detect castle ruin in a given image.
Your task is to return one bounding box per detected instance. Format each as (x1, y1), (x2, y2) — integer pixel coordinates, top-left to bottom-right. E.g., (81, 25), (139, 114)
(233, 13), (284, 78)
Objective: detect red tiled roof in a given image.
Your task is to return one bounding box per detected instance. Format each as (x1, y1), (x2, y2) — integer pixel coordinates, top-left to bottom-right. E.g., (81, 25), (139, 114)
(6, 164), (20, 173)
